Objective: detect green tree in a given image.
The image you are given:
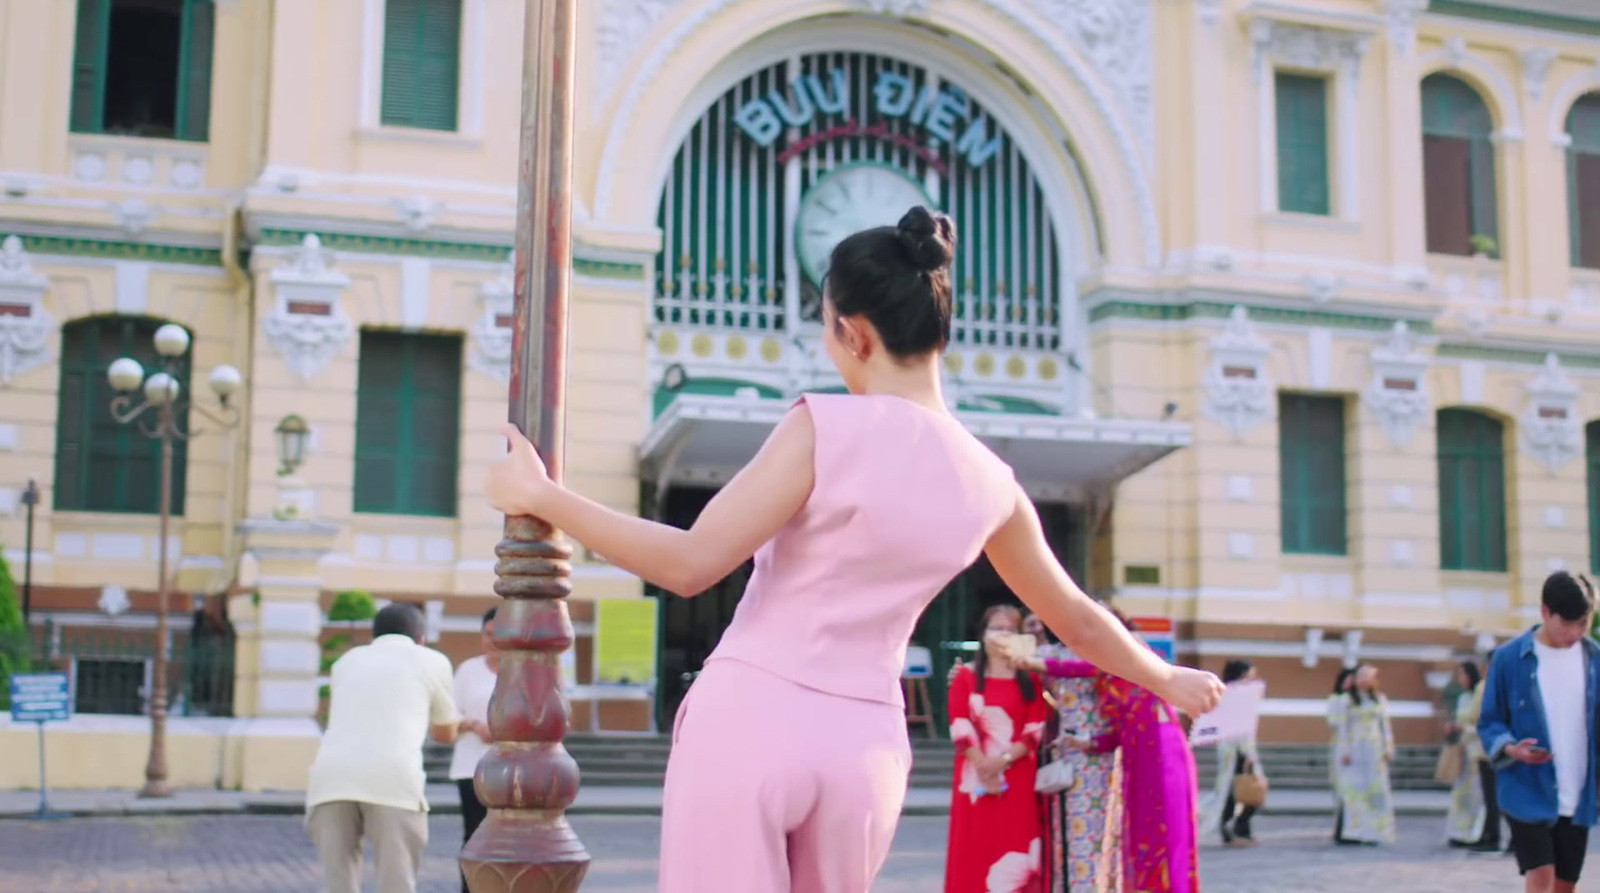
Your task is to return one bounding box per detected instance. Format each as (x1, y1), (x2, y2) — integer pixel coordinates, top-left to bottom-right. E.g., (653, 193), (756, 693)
(0, 551), (26, 709)
(319, 590), (378, 701)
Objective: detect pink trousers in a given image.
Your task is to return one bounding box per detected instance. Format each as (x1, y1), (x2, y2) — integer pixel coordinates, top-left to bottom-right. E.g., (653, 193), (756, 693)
(658, 659), (913, 893)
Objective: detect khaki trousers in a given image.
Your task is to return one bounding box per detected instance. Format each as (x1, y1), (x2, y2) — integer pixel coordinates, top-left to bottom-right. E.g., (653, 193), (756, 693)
(307, 801), (429, 893)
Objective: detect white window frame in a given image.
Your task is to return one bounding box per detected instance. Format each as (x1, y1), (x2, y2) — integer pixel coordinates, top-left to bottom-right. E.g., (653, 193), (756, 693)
(1249, 19), (1370, 223)
(358, 0), (485, 137)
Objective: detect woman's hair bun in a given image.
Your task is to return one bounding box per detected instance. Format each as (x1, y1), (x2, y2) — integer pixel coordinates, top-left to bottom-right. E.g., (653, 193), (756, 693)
(895, 206), (956, 273)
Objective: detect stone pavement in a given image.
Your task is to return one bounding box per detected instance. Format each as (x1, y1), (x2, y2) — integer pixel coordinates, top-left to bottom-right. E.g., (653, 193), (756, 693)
(0, 785), (1452, 818)
(0, 812), (1570, 893)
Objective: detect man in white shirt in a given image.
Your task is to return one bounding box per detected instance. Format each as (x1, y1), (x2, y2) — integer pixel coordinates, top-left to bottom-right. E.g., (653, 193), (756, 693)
(306, 603), (461, 893)
(449, 606), (501, 893)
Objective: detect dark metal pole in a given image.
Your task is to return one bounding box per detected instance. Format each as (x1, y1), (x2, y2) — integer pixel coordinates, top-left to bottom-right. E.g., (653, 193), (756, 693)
(20, 478), (37, 624)
(459, 0), (588, 890)
(140, 401), (174, 799)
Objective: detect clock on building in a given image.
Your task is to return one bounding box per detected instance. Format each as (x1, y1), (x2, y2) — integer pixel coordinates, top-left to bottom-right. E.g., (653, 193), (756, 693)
(794, 163), (933, 287)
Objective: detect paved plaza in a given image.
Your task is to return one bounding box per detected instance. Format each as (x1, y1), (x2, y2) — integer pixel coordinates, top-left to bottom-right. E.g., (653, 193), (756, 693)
(0, 812), (1574, 892)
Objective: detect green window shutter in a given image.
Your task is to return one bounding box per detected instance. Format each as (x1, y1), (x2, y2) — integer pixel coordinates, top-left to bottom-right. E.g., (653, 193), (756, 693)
(54, 317), (189, 515)
(1275, 73), (1331, 216)
(175, 0), (215, 142)
(1437, 409), (1506, 572)
(1568, 96), (1600, 268)
(353, 332), (462, 516)
(1279, 394), (1347, 555)
(380, 0), (461, 131)
(69, 0), (110, 134)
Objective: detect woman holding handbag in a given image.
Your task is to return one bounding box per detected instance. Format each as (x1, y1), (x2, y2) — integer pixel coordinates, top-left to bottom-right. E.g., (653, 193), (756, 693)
(1200, 660), (1269, 847)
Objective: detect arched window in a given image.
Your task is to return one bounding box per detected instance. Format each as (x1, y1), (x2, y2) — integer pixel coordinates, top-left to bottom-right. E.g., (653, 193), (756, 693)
(1588, 422), (1600, 573)
(1437, 408), (1506, 572)
(1567, 94), (1600, 269)
(1422, 74), (1498, 258)
(54, 316), (190, 514)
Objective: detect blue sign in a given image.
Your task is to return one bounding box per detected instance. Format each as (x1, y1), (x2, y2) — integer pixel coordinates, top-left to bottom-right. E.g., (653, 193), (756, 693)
(10, 672), (70, 723)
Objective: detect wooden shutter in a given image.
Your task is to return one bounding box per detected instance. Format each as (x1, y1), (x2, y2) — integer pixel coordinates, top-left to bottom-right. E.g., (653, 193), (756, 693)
(176, 0), (215, 142)
(1424, 135), (1473, 256)
(1437, 409), (1506, 572)
(1574, 153), (1600, 269)
(380, 0), (461, 131)
(1275, 73), (1331, 216)
(353, 332), (462, 516)
(1279, 395), (1347, 555)
(54, 317), (188, 515)
(70, 0), (109, 134)
(353, 332), (407, 514)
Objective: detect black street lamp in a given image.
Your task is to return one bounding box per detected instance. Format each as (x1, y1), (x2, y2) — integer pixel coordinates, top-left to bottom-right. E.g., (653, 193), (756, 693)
(105, 323), (242, 799)
(19, 478), (38, 625)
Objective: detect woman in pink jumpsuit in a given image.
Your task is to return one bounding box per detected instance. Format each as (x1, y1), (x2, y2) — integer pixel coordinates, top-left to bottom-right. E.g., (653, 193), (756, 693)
(485, 207), (1224, 893)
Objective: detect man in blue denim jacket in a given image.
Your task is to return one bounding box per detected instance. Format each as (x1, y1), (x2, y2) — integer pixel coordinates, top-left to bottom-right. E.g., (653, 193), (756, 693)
(1479, 571), (1599, 893)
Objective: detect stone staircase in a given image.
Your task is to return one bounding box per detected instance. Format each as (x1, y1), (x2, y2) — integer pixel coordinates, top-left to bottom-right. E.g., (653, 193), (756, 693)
(427, 734), (956, 788)
(428, 739), (1445, 792)
(1194, 744), (1447, 792)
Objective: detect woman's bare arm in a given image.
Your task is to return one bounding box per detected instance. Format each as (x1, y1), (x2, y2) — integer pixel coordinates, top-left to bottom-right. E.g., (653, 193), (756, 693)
(984, 485), (1223, 717)
(485, 408), (815, 597)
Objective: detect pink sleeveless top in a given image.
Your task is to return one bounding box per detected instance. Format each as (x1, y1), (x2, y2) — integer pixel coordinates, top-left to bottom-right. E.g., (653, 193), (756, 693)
(706, 392), (1018, 707)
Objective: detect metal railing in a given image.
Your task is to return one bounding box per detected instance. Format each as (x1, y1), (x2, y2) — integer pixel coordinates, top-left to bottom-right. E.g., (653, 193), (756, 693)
(1, 622), (235, 718)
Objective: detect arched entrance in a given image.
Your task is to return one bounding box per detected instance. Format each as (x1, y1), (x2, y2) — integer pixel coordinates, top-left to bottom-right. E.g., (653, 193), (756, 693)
(643, 32), (1109, 729)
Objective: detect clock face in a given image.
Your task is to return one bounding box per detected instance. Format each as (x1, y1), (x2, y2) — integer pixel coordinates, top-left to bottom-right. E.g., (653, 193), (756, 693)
(795, 164), (932, 287)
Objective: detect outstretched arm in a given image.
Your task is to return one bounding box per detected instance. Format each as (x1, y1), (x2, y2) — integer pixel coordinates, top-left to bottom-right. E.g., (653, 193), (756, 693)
(984, 485), (1223, 718)
(485, 407), (815, 597)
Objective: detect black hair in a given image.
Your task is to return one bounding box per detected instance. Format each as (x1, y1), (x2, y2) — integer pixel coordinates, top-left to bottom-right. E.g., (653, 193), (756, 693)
(1543, 570), (1595, 622)
(1348, 664), (1377, 706)
(825, 206), (956, 359)
(481, 606), (498, 626)
(373, 602), (426, 641)
(1459, 659), (1481, 691)
(972, 604), (1037, 702)
(1332, 667), (1355, 697)
(1222, 660), (1253, 684)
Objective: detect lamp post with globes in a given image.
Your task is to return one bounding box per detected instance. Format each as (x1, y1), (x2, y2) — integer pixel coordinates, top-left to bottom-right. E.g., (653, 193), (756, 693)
(105, 323), (241, 799)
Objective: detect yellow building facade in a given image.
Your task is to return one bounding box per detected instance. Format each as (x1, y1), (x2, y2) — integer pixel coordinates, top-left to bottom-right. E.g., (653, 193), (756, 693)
(1, 0), (1598, 788)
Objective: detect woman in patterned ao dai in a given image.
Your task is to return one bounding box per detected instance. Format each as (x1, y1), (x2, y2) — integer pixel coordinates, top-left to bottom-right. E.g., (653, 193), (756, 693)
(945, 605), (1051, 893)
(1331, 664), (1397, 845)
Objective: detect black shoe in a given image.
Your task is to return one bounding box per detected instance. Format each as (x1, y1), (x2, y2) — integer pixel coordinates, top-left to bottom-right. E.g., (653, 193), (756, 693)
(1467, 842), (1500, 855)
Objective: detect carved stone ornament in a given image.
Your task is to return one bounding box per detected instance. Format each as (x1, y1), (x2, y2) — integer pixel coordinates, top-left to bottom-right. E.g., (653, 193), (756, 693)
(469, 265), (514, 382)
(1364, 321), (1432, 448)
(263, 235), (354, 383)
(1250, 19), (1370, 81)
(1031, 0), (1154, 152)
(1194, 0), (1223, 27)
(1521, 47), (1557, 102)
(1521, 353), (1582, 473)
(595, 0), (683, 101)
(1379, 0), (1429, 55)
(1202, 306), (1274, 437)
(0, 235), (56, 386)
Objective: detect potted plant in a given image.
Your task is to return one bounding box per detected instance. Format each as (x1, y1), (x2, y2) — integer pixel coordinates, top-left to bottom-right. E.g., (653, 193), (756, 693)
(1469, 233), (1498, 259)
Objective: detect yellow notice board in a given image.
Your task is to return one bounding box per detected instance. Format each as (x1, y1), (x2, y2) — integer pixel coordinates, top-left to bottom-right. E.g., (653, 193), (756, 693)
(594, 598), (659, 687)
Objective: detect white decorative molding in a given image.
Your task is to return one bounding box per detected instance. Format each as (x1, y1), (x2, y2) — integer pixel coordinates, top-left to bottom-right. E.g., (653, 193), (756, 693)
(1521, 352), (1582, 473)
(99, 585), (130, 617)
(469, 265), (515, 382)
(1036, 0), (1155, 157)
(853, 0), (934, 14)
(395, 195), (438, 233)
(262, 235), (354, 383)
(1304, 272), (1340, 305)
(1520, 47), (1557, 102)
(1195, 0), (1223, 27)
(596, 0), (684, 102)
(1546, 63), (1600, 145)
(1249, 18), (1368, 219)
(112, 199), (154, 236)
(1418, 39), (1524, 140)
(1365, 321), (1431, 448)
(1380, 0), (1428, 55)
(1202, 306), (1274, 436)
(0, 235), (55, 386)
(595, 1), (1164, 269)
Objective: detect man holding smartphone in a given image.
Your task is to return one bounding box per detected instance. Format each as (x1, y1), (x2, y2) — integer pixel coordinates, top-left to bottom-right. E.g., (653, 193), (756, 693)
(1479, 571), (1600, 893)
